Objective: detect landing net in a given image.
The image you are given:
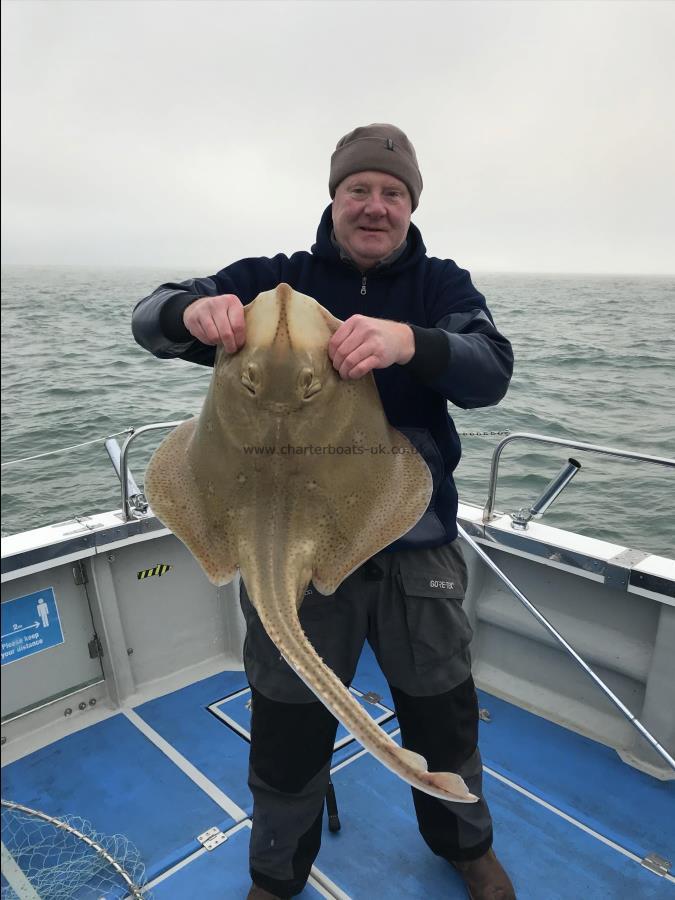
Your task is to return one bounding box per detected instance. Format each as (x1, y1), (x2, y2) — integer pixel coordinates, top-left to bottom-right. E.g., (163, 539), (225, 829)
(1, 799), (151, 899)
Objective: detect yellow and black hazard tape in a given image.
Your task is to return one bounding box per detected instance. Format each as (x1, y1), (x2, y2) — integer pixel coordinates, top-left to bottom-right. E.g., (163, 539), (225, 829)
(137, 564), (172, 580)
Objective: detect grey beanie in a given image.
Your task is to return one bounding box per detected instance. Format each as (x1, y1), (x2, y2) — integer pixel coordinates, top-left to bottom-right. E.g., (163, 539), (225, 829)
(329, 123), (423, 211)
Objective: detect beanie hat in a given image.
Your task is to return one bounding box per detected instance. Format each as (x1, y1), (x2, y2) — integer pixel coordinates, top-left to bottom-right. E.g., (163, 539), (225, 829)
(329, 123), (423, 211)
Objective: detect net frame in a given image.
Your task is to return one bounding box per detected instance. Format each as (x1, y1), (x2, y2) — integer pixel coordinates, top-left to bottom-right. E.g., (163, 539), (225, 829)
(1, 798), (148, 899)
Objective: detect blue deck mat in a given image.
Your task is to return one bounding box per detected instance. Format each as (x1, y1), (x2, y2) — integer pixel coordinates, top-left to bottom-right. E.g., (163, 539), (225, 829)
(133, 669), (252, 814)
(7, 648), (672, 897)
(320, 739), (673, 899)
(476, 689), (675, 862)
(150, 825), (324, 899)
(1, 713), (238, 882)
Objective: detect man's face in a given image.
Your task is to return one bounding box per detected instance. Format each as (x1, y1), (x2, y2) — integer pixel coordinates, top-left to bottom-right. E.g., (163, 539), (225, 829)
(332, 171), (412, 271)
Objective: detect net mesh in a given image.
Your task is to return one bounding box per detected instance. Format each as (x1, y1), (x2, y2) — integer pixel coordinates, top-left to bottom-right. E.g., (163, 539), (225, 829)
(1, 800), (151, 899)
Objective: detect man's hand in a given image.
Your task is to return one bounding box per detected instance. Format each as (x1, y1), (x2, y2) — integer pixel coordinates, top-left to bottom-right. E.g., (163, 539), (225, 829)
(328, 315), (415, 380)
(183, 294), (246, 352)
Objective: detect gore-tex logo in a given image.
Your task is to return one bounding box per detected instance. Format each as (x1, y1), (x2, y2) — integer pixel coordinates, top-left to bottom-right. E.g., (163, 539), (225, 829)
(430, 580), (454, 590)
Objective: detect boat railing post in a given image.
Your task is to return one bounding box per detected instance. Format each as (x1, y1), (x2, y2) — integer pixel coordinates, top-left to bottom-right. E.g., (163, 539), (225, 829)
(117, 421), (186, 520)
(104, 437), (147, 515)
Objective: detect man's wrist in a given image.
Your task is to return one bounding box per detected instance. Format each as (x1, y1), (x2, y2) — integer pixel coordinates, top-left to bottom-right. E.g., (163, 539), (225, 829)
(397, 323), (416, 365)
(159, 293), (197, 342)
(400, 325), (451, 382)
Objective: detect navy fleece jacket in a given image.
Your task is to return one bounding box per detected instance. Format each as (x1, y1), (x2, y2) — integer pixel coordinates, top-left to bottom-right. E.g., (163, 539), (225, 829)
(132, 204), (513, 547)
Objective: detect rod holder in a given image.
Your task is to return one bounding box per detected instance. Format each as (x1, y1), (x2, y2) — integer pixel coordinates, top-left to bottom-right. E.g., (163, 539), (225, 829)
(105, 438), (148, 515)
(511, 458), (581, 530)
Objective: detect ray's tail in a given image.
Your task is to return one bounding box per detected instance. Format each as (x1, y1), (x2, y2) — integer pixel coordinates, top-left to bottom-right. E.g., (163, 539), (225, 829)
(251, 593), (478, 804)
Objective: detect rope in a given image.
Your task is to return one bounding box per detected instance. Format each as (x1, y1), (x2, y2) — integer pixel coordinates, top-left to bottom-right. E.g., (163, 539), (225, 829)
(1, 427), (510, 470)
(1, 429), (133, 469)
(458, 430), (511, 437)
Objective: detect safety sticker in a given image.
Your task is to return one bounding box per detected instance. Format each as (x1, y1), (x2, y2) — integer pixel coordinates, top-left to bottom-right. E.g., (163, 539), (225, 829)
(1, 587), (65, 666)
(137, 564), (172, 580)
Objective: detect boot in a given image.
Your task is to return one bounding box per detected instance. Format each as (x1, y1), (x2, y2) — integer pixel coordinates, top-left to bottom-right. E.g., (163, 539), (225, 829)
(451, 848), (516, 899)
(246, 884), (282, 900)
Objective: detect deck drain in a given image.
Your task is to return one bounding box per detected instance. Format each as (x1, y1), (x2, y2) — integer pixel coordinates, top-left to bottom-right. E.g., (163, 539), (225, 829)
(361, 691), (382, 705)
(640, 853), (671, 877)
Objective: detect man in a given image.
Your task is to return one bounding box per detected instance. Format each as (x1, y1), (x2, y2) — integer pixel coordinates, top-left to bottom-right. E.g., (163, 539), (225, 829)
(132, 124), (515, 900)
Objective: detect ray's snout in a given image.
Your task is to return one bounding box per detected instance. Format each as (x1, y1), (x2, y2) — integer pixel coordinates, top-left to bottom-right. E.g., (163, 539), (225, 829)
(234, 283), (342, 409)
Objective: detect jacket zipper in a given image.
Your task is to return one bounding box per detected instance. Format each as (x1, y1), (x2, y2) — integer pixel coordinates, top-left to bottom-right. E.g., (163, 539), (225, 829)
(361, 275), (367, 296)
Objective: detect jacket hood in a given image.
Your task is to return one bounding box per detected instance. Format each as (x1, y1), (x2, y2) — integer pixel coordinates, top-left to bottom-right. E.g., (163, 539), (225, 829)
(311, 204), (427, 274)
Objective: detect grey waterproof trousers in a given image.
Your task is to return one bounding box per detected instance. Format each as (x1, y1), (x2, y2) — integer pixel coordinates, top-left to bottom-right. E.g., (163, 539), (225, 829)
(239, 541), (493, 898)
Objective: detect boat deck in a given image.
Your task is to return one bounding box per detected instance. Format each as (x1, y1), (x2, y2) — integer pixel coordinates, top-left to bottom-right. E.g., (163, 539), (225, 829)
(2, 643), (674, 899)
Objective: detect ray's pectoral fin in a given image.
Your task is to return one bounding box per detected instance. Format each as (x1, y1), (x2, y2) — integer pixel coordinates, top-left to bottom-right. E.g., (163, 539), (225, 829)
(144, 419), (239, 586)
(311, 385), (433, 595)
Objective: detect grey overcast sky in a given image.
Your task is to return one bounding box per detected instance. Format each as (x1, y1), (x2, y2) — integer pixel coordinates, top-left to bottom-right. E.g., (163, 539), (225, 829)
(1, 0), (674, 274)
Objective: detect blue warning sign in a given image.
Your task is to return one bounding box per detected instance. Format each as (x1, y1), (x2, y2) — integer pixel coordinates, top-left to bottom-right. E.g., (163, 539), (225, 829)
(1, 587), (65, 666)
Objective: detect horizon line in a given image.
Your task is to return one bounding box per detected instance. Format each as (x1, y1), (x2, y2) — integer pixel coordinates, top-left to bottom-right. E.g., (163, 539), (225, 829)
(1, 262), (674, 279)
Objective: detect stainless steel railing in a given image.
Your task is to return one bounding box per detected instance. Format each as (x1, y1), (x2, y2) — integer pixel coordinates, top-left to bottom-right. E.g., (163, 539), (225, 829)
(482, 432), (675, 523)
(111, 421), (186, 520)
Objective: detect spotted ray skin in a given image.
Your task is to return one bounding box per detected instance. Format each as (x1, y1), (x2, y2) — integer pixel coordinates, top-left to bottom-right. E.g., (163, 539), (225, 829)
(145, 284), (478, 803)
